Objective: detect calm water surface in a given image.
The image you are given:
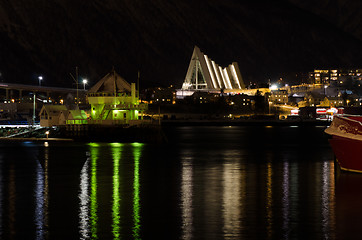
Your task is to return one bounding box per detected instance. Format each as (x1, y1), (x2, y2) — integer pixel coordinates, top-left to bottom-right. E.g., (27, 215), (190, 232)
(0, 125), (359, 239)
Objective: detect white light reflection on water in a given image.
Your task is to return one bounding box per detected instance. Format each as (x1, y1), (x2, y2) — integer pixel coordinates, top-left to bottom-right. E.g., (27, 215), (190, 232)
(321, 160), (336, 240)
(35, 161), (45, 240)
(222, 161), (243, 239)
(79, 159), (90, 240)
(35, 144), (49, 240)
(204, 165), (222, 239)
(181, 153), (193, 240)
(266, 161), (273, 240)
(282, 161), (290, 239)
(289, 160), (299, 235)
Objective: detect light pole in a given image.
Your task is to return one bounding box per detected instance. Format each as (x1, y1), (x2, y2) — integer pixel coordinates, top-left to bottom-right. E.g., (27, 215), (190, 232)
(82, 79), (88, 90)
(38, 76), (43, 86)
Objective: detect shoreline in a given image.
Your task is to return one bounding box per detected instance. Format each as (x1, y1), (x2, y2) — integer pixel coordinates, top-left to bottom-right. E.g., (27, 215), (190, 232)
(0, 137), (74, 142)
(160, 119), (331, 126)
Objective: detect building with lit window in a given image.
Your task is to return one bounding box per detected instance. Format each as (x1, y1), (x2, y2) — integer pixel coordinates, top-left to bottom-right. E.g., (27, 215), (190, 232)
(87, 70), (147, 124)
(147, 86), (176, 104)
(269, 90), (288, 104)
(309, 69), (362, 85)
(179, 46), (246, 96)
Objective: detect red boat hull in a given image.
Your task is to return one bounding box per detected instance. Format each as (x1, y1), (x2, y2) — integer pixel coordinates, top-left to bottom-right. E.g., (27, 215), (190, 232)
(329, 136), (362, 173)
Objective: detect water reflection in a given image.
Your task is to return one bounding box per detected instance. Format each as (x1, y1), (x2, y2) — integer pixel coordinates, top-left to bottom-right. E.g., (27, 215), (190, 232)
(282, 161), (290, 239)
(266, 161), (273, 239)
(34, 144), (49, 240)
(222, 160), (243, 239)
(79, 159), (90, 239)
(321, 161), (336, 239)
(78, 142), (143, 239)
(0, 125), (348, 239)
(0, 156), (2, 238)
(90, 143), (99, 239)
(111, 143), (122, 240)
(9, 164), (15, 238)
(181, 151), (193, 240)
(132, 143), (142, 240)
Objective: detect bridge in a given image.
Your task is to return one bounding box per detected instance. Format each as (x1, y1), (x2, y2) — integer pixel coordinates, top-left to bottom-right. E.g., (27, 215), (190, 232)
(0, 82), (86, 102)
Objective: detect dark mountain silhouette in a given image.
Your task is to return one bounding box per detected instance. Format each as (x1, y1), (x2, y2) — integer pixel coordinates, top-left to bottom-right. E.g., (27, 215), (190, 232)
(0, 0), (361, 89)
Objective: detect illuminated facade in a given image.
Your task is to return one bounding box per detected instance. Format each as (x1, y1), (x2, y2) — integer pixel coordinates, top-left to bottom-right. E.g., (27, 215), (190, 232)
(87, 71), (147, 124)
(182, 46), (245, 91)
(269, 90), (288, 104)
(309, 69), (362, 85)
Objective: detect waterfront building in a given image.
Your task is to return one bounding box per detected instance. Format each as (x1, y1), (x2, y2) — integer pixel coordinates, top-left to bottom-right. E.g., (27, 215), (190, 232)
(62, 110), (88, 125)
(39, 70), (148, 127)
(39, 105), (68, 127)
(87, 70), (147, 125)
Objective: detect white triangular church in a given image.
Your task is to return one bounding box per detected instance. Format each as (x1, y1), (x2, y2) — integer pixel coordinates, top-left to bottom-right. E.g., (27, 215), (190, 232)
(182, 46), (245, 91)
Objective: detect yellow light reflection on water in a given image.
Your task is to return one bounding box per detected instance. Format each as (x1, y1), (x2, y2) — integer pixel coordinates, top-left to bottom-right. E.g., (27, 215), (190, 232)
(111, 143), (122, 239)
(223, 161), (243, 239)
(181, 154), (193, 240)
(132, 143), (143, 240)
(90, 143), (99, 239)
(266, 161), (273, 239)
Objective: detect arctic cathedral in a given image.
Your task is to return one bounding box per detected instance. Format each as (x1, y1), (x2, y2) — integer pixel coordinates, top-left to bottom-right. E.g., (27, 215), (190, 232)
(178, 46), (246, 97)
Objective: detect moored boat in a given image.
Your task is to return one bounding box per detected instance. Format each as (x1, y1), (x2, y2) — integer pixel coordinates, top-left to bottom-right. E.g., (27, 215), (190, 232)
(325, 115), (362, 173)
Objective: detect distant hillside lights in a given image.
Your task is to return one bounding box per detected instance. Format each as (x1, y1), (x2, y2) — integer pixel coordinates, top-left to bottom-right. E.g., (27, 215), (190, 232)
(309, 69), (362, 85)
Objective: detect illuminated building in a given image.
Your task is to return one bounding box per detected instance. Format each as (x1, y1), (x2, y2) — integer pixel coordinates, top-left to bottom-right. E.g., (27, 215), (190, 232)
(39, 105), (68, 127)
(309, 69), (362, 85)
(147, 86), (176, 104)
(87, 70), (147, 124)
(303, 92), (325, 107)
(180, 46), (245, 93)
(39, 70), (148, 127)
(269, 90), (288, 104)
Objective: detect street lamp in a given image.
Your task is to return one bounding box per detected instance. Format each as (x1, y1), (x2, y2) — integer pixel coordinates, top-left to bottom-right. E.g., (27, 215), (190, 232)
(82, 79), (88, 90)
(45, 130), (49, 139)
(38, 76), (43, 86)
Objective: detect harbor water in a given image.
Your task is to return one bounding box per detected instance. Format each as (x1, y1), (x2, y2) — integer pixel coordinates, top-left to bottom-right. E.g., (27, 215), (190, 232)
(0, 125), (359, 239)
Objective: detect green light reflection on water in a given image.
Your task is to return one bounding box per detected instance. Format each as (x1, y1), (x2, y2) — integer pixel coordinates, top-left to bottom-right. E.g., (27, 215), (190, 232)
(89, 143), (99, 239)
(132, 142), (143, 240)
(111, 142), (122, 239)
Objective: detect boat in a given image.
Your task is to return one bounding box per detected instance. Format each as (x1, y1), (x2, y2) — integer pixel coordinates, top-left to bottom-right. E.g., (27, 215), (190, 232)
(325, 115), (362, 173)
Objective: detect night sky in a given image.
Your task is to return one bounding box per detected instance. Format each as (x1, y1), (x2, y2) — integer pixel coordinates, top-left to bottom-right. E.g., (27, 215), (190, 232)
(0, 0), (361, 89)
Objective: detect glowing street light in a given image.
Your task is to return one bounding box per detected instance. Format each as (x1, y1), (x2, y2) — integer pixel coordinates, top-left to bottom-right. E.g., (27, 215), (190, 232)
(45, 130), (49, 139)
(82, 79), (88, 90)
(38, 76), (43, 86)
